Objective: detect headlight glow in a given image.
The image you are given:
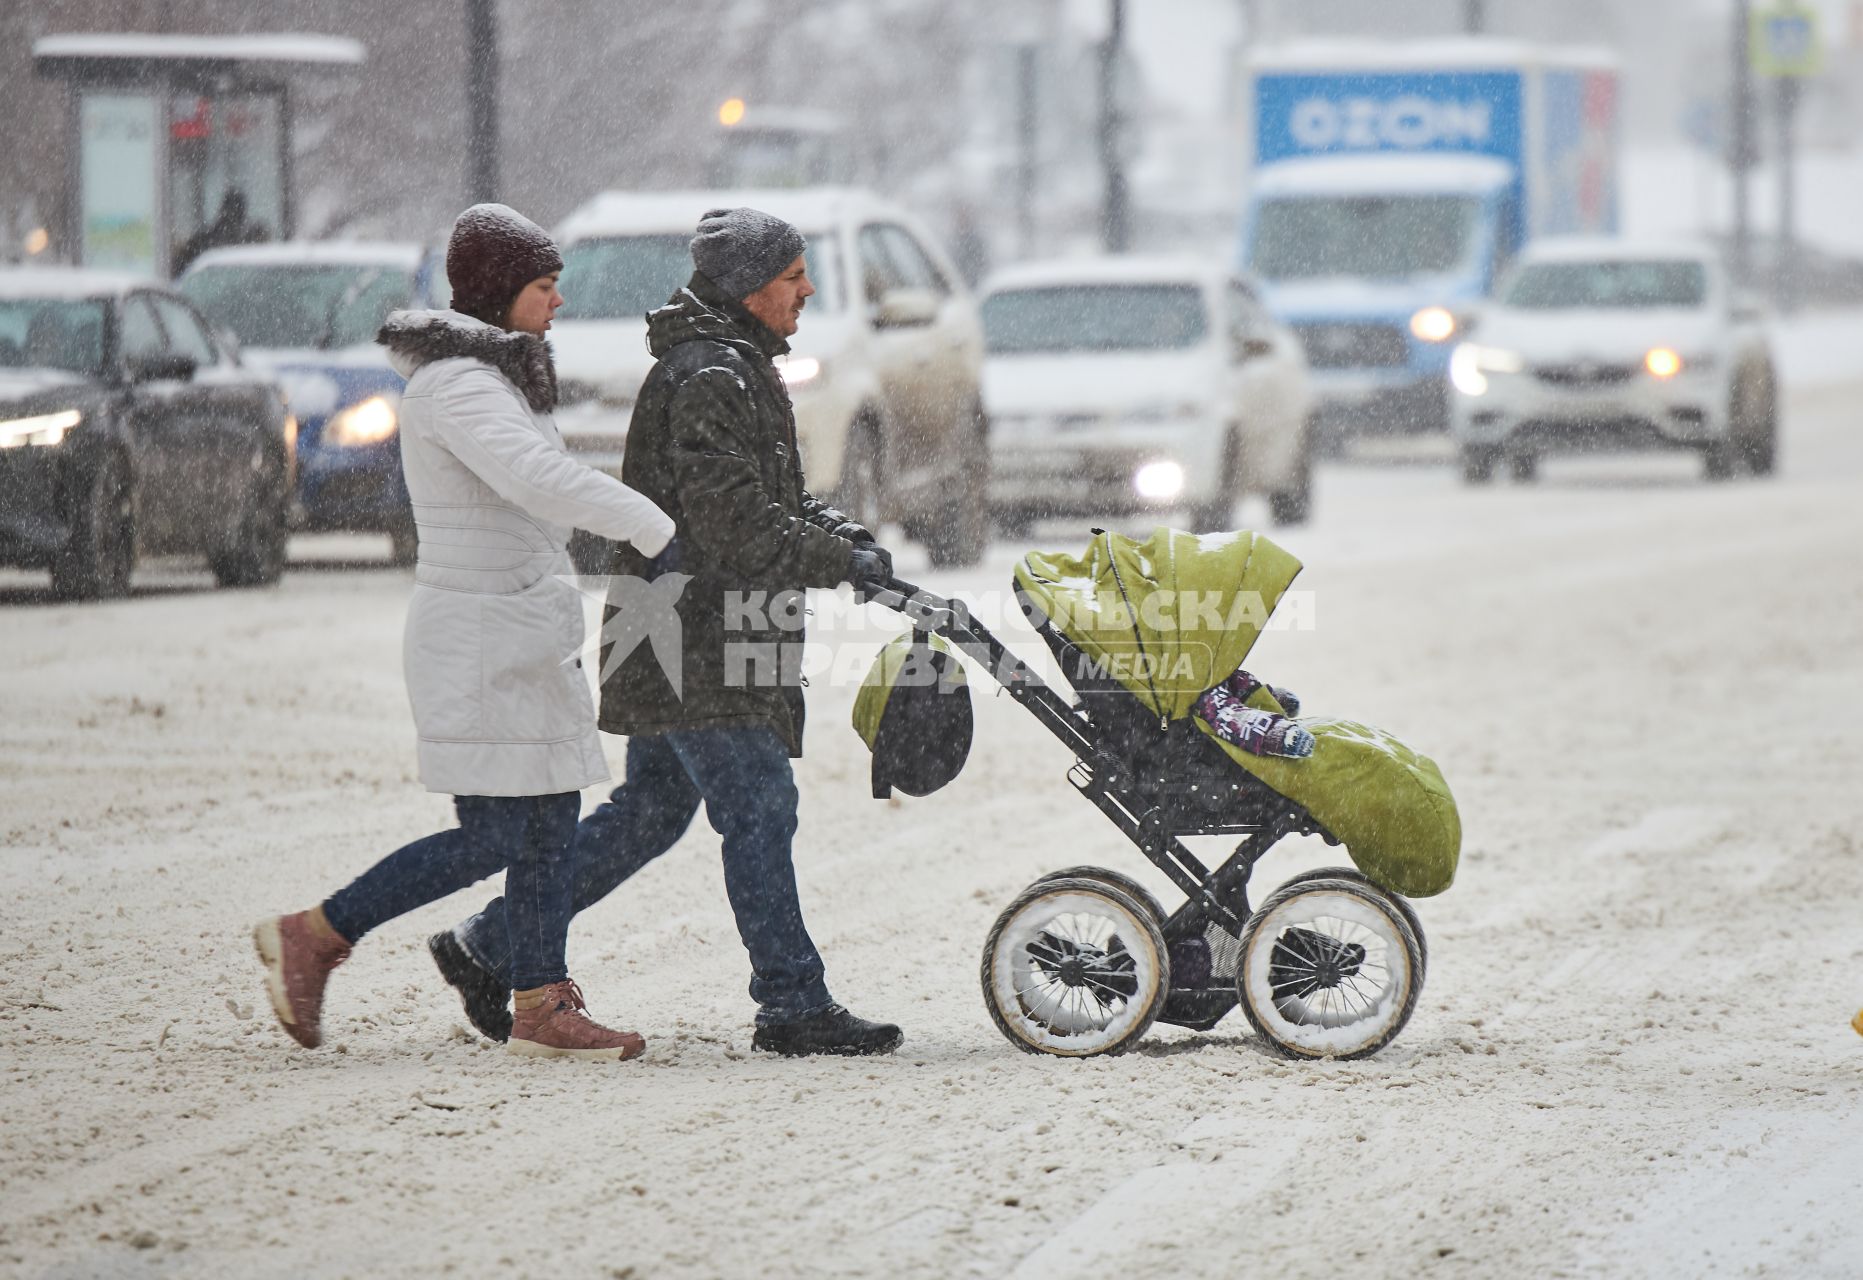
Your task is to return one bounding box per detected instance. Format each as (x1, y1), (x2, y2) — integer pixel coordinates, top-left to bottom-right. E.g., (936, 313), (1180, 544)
(326, 395), (399, 446)
(1134, 461), (1185, 499)
(1449, 344), (1523, 397)
(0, 408), (81, 449)
(1410, 306), (1458, 343)
(1644, 347), (1682, 379)
(776, 355), (822, 387)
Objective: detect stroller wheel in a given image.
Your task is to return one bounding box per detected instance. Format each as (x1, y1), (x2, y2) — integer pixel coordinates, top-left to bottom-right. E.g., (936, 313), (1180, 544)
(1237, 878), (1421, 1061)
(1031, 865), (1166, 929)
(1275, 867), (1427, 989)
(981, 877), (1170, 1057)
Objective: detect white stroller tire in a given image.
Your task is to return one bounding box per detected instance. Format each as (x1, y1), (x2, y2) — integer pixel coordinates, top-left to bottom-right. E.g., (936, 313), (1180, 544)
(1031, 865), (1167, 930)
(981, 877), (1170, 1057)
(1237, 877), (1422, 1060)
(1275, 866), (1428, 990)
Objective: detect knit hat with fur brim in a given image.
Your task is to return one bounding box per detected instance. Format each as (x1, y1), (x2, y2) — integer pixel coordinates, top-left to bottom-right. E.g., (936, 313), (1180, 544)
(690, 207), (806, 300)
(447, 203), (563, 326)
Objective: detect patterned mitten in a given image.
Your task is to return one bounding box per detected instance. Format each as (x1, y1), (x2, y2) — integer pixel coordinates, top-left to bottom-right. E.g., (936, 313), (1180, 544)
(1194, 681), (1314, 759)
(1222, 669), (1301, 717)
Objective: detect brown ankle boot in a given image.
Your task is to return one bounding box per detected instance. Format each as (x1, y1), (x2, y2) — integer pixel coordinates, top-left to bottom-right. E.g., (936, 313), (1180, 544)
(508, 980), (645, 1062)
(253, 911), (351, 1049)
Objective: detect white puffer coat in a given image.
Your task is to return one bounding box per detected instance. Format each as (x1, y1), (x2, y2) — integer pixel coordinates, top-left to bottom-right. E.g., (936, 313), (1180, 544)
(378, 309), (674, 797)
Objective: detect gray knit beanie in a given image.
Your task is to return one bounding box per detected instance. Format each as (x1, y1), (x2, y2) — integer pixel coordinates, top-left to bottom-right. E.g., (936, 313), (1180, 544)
(690, 207), (807, 300)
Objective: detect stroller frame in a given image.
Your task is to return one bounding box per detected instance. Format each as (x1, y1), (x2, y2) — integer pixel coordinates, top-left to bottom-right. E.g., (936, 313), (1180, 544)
(871, 577), (1340, 1031)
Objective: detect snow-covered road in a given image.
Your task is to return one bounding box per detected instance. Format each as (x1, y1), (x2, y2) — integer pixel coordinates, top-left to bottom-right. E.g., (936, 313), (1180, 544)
(4, 365), (1861, 1278)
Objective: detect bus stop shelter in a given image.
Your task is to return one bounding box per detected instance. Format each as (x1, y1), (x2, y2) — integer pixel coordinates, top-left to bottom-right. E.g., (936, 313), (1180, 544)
(33, 33), (364, 279)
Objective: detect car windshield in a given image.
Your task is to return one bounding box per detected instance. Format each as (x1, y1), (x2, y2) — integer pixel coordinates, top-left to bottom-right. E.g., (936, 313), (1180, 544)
(180, 263), (417, 349)
(981, 284), (1208, 355)
(0, 298), (108, 376)
(1251, 195), (1480, 281)
(557, 233), (841, 320)
(1503, 260), (1708, 310)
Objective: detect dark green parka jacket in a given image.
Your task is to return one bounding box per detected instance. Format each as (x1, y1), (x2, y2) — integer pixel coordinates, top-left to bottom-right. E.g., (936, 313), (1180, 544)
(598, 273), (856, 755)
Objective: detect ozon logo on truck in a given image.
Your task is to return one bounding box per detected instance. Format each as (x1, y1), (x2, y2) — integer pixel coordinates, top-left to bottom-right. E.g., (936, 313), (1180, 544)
(1288, 96), (1493, 150)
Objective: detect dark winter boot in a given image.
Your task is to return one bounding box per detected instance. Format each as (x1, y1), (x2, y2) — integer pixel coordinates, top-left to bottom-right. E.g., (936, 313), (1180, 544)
(429, 930), (513, 1042)
(752, 1004), (903, 1058)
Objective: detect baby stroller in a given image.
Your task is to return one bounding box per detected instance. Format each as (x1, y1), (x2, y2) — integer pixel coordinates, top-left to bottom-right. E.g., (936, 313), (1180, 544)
(859, 527), (1460, 1060)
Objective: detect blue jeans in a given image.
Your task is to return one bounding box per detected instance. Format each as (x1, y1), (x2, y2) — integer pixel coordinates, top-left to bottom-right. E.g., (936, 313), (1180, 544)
(322, 793), (580, 991)
(455, 728), (833, 1024)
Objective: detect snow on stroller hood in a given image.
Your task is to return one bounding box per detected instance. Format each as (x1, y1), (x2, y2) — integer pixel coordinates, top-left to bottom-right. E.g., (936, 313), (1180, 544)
(1016, 526), (1459, 898)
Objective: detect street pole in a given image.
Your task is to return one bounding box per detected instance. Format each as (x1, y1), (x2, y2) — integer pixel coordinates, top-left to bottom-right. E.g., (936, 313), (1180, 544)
(1775, 74), (1799, 311)
(1464, 0), (1486, 34)
(466, 0), (500, 204)
(1730, 0), (1754, 288)
(1099, 0), (1130, 253)
(1017, 44), (1038, 260)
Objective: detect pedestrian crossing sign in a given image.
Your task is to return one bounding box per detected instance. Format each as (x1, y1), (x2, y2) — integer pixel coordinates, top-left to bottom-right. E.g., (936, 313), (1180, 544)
(1752, 4), (1822, 77)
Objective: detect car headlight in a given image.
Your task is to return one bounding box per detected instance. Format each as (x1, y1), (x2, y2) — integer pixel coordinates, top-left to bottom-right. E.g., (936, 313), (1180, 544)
(1134, 460), (1185, 499)
(1410, 306), (1458, 343)
(1448, 344), (1523, 397)
(326, 394), (399, 447)
(1643, 348), (1682, 379)
(0, 408), (81, 449)
(776, 355), (822, 387)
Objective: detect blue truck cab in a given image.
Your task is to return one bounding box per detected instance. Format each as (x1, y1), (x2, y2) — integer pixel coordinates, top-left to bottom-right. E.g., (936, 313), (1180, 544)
(1240, 40), (1619, 435)
(179, 243), (446, 562)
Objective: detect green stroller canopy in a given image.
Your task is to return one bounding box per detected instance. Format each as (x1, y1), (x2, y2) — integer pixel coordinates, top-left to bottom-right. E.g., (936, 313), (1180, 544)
(1016, 526), (1459, 898)
(1015, 527), (1302, 722)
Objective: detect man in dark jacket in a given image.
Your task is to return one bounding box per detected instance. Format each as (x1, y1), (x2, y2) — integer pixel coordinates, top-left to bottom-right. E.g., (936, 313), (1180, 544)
(430, 208), (902, 1058)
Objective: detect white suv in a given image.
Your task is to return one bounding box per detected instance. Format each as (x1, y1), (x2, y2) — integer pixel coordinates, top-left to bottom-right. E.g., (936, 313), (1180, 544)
(550, 188), (989, 565)
(979, 257), (1315, 531)
(1450, 239), (1777, 482)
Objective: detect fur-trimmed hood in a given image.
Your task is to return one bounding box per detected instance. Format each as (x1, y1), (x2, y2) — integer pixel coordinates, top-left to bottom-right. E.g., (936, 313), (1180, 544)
(376, 309), (557, 412)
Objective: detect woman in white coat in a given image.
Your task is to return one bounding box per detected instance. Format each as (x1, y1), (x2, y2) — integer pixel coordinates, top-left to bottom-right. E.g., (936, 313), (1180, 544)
(254, 204), (676, 1061)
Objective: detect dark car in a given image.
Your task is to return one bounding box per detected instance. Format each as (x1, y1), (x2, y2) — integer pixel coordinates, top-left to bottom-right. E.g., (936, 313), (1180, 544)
(179, 243), (445, 564)
(0, 269), (294, 599)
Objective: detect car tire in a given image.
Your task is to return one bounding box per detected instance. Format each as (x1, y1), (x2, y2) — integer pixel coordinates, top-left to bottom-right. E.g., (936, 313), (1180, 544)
(211, 453), (290, 588)
(388, 514), (420, 567)
(1735, 366), (1777, 477)
(926, 403), (990, 569)
(1268, 421), (1314, 526)
(835, 413), (885, 532)
(1702, 440), (1737, 481)
(1508, 452), (1538, 483)
(1189, 428), (1240, 534)
(50, 451), (135, 602)
(1459, 445), (1497, 485)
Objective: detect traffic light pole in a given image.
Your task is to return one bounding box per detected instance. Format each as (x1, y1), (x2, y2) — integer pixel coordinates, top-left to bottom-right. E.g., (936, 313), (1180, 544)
(1098, 0), (1130, 253)
(1775, 74), (1799, 311)
(1729, 0), (1754, 288)
(466, 0), (500, 204)
(1017, 44), (1038, 260)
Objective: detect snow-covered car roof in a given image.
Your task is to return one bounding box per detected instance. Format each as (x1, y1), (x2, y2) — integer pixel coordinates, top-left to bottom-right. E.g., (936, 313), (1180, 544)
(1252, 154), (1516, 198)
(1248, 37), (1616, 73)
(1517, 236), (1721, 267)
(0, 267), (154, 301)
(556, 187), (906, 243)
(981, 256), (1232, 296)
(184, 241), (427, 273)
(33, 32), (364, 67)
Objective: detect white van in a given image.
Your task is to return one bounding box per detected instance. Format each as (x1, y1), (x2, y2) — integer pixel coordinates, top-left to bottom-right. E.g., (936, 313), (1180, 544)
(550, 188), (989, 566)
(980, 257), (1314, 531)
